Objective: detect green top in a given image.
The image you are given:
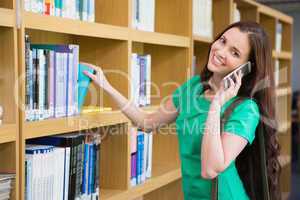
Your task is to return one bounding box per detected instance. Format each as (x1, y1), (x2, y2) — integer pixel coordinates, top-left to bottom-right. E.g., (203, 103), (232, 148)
(172, 75), (260, 200)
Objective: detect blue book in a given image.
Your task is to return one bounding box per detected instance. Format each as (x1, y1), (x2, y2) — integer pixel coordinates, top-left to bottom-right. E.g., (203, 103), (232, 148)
(136, 130), (144, 185)
(77, 63), (95, 112)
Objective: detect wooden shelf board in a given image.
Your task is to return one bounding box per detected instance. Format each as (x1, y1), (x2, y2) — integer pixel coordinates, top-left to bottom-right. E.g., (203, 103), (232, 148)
(0, 8), (15, 27)
(272, 50), (292, 60)
(23, 12), (129, 41)
(131, 29), (190, 48)
(193, 35), (213, 44)
(0, 124), (17, 143)
(276, 87), (292, 97)
(278, 154), (291, 168)
(258, 5), (293, 24)
(101, 164), (181, 200)
(23, 111), (129, 139)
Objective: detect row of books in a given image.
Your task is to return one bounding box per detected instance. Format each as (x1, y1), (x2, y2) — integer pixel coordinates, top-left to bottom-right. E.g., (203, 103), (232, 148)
(0, 174), (15, 200)
(130, 128), (153, 186)
(25, 35), (79, 121)
(25, 36), (94, 121)
(24, 0), (95, 22)
(25, 132), (100, 200)
(131, 54), (151, 107)
(132, 0), (155, 32)
(193, 0), (213, 38)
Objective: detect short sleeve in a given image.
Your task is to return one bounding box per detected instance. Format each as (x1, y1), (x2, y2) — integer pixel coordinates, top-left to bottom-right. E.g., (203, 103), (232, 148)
(172, 75), (201, 110)
(223, 99), (260, 145)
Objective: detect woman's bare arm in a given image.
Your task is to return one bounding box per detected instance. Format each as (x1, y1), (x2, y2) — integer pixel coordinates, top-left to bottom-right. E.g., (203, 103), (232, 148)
(83, 63), (178, 132)
(105, 84), (178, 131)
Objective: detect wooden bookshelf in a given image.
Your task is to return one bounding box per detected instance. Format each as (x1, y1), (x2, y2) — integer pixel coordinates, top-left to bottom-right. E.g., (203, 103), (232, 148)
(0, 1), (19, 200)
(0, 0), (291, 199)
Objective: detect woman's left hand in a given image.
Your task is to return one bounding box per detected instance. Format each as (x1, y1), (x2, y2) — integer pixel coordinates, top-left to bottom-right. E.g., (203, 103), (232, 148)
(213, 70), (243, 106)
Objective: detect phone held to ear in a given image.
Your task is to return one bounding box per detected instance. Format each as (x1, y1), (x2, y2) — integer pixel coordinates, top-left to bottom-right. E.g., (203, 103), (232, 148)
(222, 61), (252, 90)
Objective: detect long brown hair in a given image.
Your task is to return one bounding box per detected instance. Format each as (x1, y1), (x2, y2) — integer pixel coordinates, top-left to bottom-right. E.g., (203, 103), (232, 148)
(200, 21), (281, 200)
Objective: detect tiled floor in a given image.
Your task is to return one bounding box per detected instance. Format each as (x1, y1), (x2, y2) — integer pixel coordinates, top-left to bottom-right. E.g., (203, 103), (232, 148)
(289, 162), (300, 200)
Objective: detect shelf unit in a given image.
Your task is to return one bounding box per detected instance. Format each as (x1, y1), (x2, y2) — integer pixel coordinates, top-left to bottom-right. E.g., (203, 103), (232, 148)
(0, 1), (19, 200)
(0, 0), (291, 199)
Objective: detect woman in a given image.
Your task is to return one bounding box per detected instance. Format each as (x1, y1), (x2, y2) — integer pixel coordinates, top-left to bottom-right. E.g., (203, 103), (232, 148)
(83, 21), (281, 200)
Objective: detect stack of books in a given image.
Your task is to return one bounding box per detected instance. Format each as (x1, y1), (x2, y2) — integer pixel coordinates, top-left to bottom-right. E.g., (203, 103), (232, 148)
(193, 0), (213, 38)
(130, 128), (153, 187)
(131, 54), (151, 107)
(132, 0), (155, 32)
(0, 174), (15, 200)
(24, 0), (95, 22)
(25, 132), (100, 200)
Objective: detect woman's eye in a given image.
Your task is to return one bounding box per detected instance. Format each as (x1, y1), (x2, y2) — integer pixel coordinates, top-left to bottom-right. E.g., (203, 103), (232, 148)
(232, 51), (240, 57)
(219, 37), (225, 44)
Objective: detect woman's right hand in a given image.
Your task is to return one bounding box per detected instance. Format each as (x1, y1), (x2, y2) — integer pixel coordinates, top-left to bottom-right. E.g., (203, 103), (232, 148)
(81, 62), (111, 91)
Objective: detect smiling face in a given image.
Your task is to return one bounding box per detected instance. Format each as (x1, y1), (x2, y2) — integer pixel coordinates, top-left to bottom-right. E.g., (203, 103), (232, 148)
(207, 28), (251, 78)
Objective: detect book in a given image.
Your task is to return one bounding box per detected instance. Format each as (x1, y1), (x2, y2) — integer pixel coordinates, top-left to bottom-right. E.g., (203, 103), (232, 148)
(77, 63), (95, 112)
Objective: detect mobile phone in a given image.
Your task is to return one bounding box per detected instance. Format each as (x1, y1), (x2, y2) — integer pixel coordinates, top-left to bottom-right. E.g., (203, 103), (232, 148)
(222, 61), (251, 90)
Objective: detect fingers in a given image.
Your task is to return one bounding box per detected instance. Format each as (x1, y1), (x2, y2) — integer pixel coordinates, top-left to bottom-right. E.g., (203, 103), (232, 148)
(80, 62), (99, 71)
(83, 70), (97, 82)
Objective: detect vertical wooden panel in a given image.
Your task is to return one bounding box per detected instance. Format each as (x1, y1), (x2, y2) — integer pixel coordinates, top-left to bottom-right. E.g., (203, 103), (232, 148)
(95, 0), (129, 27)
(0, 27), (16, 124)
(100, 124), (129, 189)
(213, 0), (233, 37)
(259, 14), (276, 49)
(281, 22), (292, 52)
(155, 0), (191, 36)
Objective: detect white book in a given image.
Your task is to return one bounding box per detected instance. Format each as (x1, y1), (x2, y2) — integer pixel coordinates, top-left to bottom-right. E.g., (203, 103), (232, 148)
(132, 0), (138, 28)
(54, 52), (63, 118)
(82, 0), (88, 21)
(233, 3), (241, 23)
(146, 132), (153, 178)
(141, 132), (148, 183)
(64, 147), (71, 200)
(25, 153), (33, 200)
(131, 54), (140, 106)
(206, 0), (213, 37)
(146, 0), (155, 32)
(67, 53), (74, 117)
(88, 0), (95, 22)
(38, 49), (46, 120)
(24, 0), (31, 11)
(275, 20), (282, 52)
(139, 0), (155, 32)
(145, 55), (151, 105)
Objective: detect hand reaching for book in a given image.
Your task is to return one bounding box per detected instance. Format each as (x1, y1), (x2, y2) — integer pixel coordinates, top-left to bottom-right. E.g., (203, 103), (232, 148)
(82, 62), (112, 91)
